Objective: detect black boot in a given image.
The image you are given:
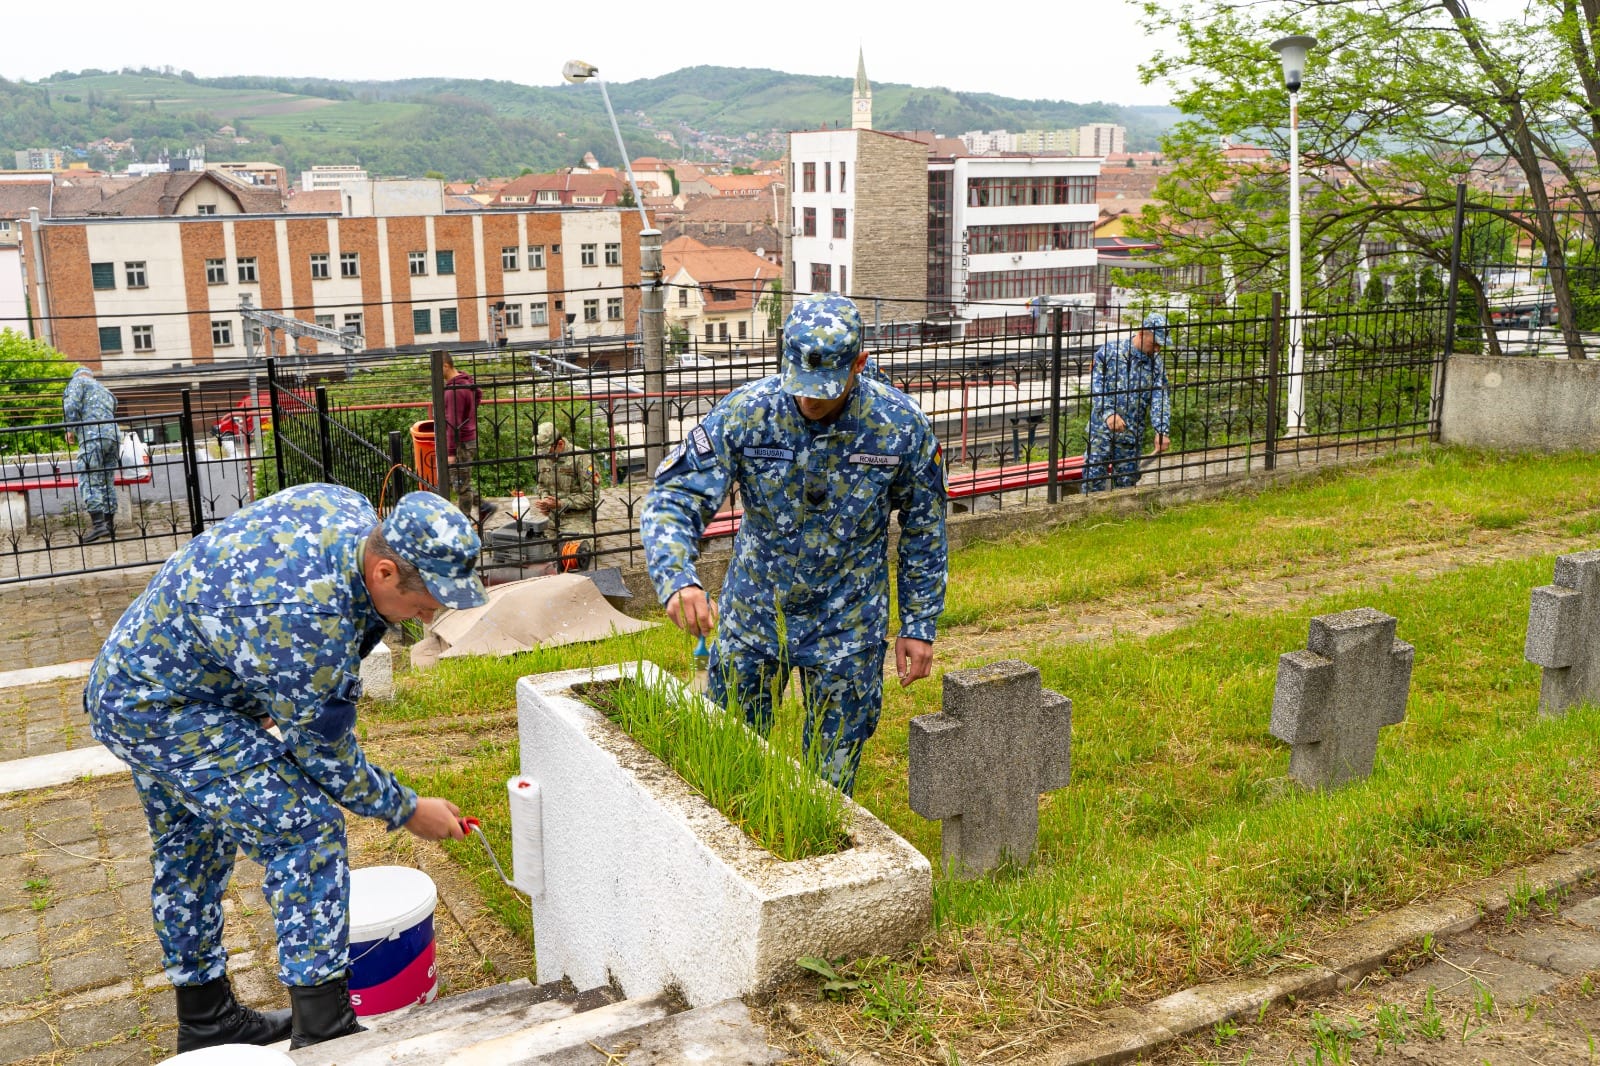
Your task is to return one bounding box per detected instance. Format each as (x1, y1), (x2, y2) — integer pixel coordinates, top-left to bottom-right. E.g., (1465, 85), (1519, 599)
(289, 975), (367, 1049)
(100, 511), (116, 541)
(175, 976), (293, 1053)
(79, 512), (109, 545)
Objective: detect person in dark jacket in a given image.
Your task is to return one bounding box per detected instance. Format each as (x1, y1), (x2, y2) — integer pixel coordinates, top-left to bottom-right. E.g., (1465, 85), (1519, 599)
(441, 353), (495, 523)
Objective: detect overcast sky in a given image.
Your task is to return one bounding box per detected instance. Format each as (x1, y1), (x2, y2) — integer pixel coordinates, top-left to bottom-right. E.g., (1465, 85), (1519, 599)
(6, 0), (1180, 108)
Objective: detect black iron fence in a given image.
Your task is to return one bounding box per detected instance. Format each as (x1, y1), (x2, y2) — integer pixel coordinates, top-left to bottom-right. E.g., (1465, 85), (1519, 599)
(1, 293), (1449, 585)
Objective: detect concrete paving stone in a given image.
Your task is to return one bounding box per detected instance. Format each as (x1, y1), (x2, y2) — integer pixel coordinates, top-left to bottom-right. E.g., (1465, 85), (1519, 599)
(0, 879), (29, 911)
(1560, 895), (1600, 930)
(1397, 951), (1564, 1006)
(0, 1018), (54, 1061)
(0, 909), (36, 941)
(230, 964), (287, 1009)
(56, 993), (145, 1047)
(48, 945), (126, 995)
(62, 1040), (162, 1066)
(29, 798), (95, 829)
(0, 829), (25, 860)
(116, 883), (150, 913)
(0, 963), (45, 1006)
(29, 844), (103, 879)
(98, 807), (149, 836)
(142, 989), (175, 1024)
(0, 933), (40, 969)
(124, 939), (162, 976)
(29, 813), (98, 846)
(1495, 926), (1600, 975)
(41, 892), (119, 930)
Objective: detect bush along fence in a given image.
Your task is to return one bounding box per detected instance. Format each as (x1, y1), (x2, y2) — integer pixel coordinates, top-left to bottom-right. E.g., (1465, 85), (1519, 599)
(2, 296), (1446, 585)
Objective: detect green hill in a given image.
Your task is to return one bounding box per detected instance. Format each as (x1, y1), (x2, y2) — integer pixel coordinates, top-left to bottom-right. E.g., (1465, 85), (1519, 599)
(0, 67), (1177, 181)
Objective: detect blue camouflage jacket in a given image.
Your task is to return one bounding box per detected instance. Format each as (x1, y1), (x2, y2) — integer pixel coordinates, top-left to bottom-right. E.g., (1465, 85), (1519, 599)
(86, 484), (417, 828)
(63, 368), (119, 444)
(642, 375), (948, 667)
(1089, 337), (1172, 438)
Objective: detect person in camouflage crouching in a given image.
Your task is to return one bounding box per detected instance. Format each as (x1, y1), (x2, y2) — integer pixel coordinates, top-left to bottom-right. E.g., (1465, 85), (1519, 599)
(62, 366), (122, 544)
(533, 421), (599, 571)
(641, 293), (948, 795)
(84, 486), (483, 1052)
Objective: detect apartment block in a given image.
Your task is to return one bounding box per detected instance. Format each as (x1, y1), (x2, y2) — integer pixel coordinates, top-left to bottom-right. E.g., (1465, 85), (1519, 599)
(20, 190), (644, 368)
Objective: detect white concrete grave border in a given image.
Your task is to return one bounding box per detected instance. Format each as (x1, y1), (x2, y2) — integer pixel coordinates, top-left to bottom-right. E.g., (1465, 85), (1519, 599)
(516, 661), (932, 1007)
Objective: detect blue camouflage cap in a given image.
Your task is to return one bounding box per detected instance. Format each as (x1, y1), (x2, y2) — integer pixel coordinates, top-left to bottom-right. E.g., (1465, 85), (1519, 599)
(781, 294), (864, 399)
(1141, 312), (1171, 348)
(382, 491), (488, 610)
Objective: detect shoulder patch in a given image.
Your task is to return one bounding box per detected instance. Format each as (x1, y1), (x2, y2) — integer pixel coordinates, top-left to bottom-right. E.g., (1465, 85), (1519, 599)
(689, 426), (713, 457)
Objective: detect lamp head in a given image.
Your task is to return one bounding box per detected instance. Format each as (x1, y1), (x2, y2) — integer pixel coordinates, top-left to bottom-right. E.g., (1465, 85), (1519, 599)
(1270, 35), (1317, 93)
(562, 60), (598, 84)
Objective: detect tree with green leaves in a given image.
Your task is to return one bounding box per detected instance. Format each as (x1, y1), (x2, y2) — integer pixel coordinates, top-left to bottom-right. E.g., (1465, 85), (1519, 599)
(1134, 0), (1599, 356)
(0, 330), (77, 456)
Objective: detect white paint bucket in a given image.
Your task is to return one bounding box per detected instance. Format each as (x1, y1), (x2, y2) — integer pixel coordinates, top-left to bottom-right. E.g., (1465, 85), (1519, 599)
(347, 865), (439, 1016)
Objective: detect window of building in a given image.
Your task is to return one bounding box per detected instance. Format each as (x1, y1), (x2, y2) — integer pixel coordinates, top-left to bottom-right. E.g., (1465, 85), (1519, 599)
(211, 320), (232, 347)
(125, 261), (147, 289)
(606, 297), (623, 321)
(98, 326), (122, 354)
(810, 263), (830, 292)
(528, 245), (545, 269)
(678, 288), (689, 309)
(530, 301), (548, 325)
(737, 321), (748, 340)
(832, 209), (847, 239)
(503, 303), (522, 328)
(550, 244), (560, 255)
(131, 325), (154, 352)
(343, 313), (363, 335)
(583, 298), (599, 323)
(802, 162), (816, 192)
(196, 204), (217, 215)
(440, 307), (458, 332)
(580, 244), (597, 267)
(839, 161), (847, 192)
(310, 253), (329, 280)
(340, 252), (359, 278)
(705, 324), (715, 342)
(408, 251), (428, 276)
(91, 262), (115, 290)
(718, 322), (728, 341)
(315, 314), (335, 330)
(839, 264), (848, 292)
(604, 243), (621, 267)
(824, 162), (831, 193)
(237, 257), (257, 283)
(436, 250), (455, 275)
(413, 309), (432, 334)
(205, 258), (226, 285)
(803, 208), (816, 237)
(502, 246), (519, 271)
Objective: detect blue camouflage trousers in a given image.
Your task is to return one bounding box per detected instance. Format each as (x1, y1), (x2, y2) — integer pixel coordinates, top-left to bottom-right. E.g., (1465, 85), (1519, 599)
(708, 636), (887, 795)
(1082, 419), (1144, 493)
(124, 752), (350, 989)
(78, 437), (119, 515)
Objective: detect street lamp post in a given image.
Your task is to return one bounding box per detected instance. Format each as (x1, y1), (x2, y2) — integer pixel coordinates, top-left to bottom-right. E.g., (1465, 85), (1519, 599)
(1271, 34), (1316, 437)
(562, 59), (667, 476)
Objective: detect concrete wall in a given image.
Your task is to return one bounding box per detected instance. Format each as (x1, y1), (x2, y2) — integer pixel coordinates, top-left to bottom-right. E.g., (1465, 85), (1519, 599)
(1441, 354), (1600, 452)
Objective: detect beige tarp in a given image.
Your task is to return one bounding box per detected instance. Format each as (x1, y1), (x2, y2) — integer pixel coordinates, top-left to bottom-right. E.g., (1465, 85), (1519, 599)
(410, 573), (655, 669)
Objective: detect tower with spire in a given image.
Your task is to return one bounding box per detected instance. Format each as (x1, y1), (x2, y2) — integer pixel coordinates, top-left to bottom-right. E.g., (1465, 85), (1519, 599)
(851, 49), (872, 130)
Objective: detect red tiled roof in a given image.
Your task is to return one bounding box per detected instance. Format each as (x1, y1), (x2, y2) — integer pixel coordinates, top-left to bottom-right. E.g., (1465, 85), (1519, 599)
(74, 172), (283, 216)
(0, 182), (52, 221)
(664, 238), (780, 311)
(287, 189), (342, 213)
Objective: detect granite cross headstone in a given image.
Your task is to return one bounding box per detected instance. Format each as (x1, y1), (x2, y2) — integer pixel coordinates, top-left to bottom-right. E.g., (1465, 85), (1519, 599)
(908, 660), (1070, 877)
(1525, 550), (1600, 717)
(1270, 607), (1414, 789)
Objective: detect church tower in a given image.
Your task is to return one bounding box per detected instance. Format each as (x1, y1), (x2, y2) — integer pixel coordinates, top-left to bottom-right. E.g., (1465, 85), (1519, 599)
(851, 48), (872, 130)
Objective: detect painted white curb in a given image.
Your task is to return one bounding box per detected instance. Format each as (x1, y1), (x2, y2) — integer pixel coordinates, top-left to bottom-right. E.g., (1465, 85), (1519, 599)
(0, 745), (128, 794)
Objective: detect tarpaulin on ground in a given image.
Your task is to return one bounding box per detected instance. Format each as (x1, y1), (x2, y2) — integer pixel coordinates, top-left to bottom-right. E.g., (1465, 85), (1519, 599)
(409, 572), (655, 669)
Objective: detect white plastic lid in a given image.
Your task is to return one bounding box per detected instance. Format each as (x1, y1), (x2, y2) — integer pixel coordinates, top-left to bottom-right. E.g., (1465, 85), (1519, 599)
(348, 865), (438, 943)
(161, 1045), (294, 1064)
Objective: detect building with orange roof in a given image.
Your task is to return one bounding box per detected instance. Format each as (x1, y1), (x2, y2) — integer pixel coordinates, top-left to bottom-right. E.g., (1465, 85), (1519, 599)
(662, 236), (781, 349)
(704, 173), (779, 198)
(491, 171), (628, 208)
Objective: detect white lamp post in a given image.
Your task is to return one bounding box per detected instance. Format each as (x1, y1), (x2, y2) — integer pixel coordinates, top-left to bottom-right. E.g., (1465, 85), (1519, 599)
(1271, 33), (1316, 436)
(562, 59), (667, 475)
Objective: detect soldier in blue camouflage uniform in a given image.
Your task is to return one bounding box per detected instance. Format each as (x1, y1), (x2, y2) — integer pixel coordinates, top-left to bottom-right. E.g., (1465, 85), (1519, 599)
(62, 366), (121, 543)
(1082, 312), (1172, 492)
(85, 487), (484, 1052)
(642, 294), (948, 795)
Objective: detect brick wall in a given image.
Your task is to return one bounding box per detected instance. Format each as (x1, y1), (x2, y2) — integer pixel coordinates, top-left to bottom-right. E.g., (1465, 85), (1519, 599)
(385, 217), (425, 347)
(852, 133), (929, 327)
(40, 227), (97, 364)
(436, 215), (480, 343)
(178, 223), (226, 364)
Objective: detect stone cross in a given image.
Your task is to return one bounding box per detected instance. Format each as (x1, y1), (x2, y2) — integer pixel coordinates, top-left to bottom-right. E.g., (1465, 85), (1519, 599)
(1270, 608), (1414, 789)
(908, 659), (1070, 878)
(1525, 550), (1600, 717)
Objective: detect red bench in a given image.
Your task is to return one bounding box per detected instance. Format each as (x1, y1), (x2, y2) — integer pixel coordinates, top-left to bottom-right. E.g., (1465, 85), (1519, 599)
(0, 461), (155, 528)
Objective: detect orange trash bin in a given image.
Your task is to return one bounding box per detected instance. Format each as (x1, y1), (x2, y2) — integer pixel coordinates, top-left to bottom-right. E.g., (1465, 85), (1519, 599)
(410, 420), (437, 487)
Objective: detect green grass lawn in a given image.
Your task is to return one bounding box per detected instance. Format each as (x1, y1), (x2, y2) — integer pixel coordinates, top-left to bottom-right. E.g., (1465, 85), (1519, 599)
(363, 446), (1600, 1058)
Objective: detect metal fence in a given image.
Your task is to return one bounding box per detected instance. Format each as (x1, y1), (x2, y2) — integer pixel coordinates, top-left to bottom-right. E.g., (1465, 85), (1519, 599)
(1, 294), (1449, 585)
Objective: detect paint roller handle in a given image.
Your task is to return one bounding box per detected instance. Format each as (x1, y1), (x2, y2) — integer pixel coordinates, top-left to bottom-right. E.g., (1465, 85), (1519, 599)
(460, 816), (524, 895)
(692, 635), (708, 659)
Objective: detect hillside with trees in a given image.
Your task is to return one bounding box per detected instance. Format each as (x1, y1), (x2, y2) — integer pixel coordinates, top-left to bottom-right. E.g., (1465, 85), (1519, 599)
(0, 66), (1176, 180)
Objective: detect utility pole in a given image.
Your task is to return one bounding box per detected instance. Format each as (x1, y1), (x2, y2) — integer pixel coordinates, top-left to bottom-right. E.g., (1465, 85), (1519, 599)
(641, 227), (667, 476)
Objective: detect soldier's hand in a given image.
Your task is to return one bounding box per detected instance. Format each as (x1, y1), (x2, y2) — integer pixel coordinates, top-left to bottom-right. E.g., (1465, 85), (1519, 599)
(1153, 434), (1171, 454)
(1106, 413), (1127, 433)
(895, 637), (934, 688)
(667, 585), (718, 638)
(405, 797), (466, 841)
(536, 496), (559, 514)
